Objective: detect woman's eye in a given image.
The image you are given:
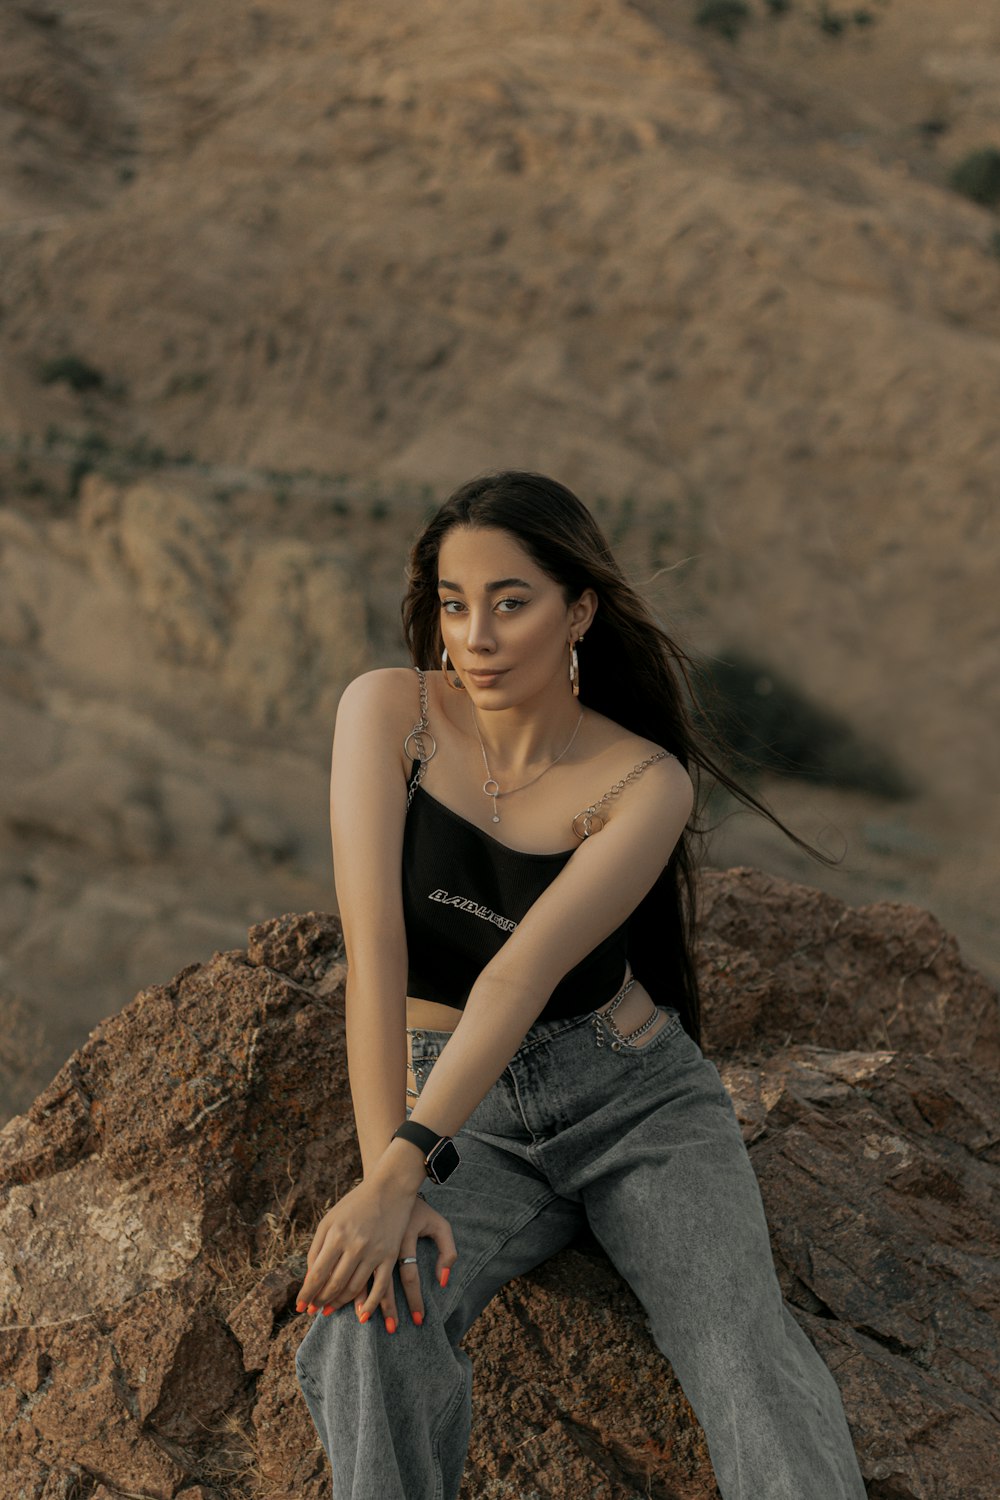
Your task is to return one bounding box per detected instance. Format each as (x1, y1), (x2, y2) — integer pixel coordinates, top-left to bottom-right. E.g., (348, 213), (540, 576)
(440, 597), (527, 615)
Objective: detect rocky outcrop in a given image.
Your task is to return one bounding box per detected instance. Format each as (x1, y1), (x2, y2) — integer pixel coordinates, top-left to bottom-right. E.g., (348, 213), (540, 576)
(1, 869), (997, 1498)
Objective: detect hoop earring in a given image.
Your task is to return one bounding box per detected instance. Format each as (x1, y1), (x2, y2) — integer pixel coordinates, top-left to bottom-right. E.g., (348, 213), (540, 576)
(441, 645), (466, 691)
(569, 635), (583, 697)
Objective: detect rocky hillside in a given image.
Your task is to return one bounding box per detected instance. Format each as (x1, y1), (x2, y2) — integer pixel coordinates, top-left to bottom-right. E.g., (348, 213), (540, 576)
(1, 872), (997, 1498)
(0, 471), (374, 1122)
(1, 1), (998, 1116)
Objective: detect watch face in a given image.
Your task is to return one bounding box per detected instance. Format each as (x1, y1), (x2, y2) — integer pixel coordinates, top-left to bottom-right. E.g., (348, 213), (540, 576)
(427, 1137), (460, 1181)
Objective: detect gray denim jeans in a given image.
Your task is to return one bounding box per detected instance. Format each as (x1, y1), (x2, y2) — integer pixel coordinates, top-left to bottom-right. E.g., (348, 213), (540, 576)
(295, 1003), (867, 1499)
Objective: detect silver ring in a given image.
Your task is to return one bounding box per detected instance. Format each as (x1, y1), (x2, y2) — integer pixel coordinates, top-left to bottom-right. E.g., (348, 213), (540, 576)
(572, 809), (605, 840)
(399, 1256), (418, 1265)
(404, 729), (438, 762)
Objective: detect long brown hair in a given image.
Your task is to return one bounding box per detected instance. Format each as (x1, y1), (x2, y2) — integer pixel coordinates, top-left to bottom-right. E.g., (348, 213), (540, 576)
(400, 470), (841, 1047)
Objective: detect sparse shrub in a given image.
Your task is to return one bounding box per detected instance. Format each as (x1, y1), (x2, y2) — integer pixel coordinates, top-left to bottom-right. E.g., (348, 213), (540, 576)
(164, 370), (210, 397)
(918, 118), (949, 139)
(691, 650), (915, 797)
(949, 147), (1000, 209)
(695, 0), (751, 39)
(68, 458), (93, 499)
(817, 3), (846, 35)
(764, 0), (791, 13)
(125, 434), (166, 467)
(38, 355), (105, 393)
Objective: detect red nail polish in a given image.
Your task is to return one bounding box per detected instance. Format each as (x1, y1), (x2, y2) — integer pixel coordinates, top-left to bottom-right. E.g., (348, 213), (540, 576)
(322, 1304), (333, 1316)
(358, 1308), (370, 1324)
(385, 1317), (397, 1334)
(296, 1301), (306, 1313)
(413, 1310), (424, 1326)
(307, 1303), (317, 1314)
(439, 1267), (450, 1288)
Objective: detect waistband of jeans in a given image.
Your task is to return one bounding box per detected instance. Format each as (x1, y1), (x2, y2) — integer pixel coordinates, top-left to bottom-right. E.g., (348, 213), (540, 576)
(407, 1003), (597, 1060)
(407, 1001), (684, 1061)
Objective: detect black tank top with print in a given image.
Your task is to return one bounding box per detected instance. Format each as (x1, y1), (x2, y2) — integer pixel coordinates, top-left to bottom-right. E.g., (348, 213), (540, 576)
(401, 669), (663, 1023)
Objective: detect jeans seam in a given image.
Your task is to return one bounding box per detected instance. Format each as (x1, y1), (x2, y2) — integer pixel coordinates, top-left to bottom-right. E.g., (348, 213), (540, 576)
(428, 1347), (470, 1500)
(441, 1186), (564, 1318)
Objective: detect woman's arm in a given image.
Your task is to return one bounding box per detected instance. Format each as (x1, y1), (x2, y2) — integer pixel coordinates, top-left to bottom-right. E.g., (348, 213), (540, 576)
(373, 752), (695, 1193)
(329, 668), (413, 1176)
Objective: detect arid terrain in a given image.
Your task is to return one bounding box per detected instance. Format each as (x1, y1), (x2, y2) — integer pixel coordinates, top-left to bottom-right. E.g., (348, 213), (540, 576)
(1, 0), (998, 1122)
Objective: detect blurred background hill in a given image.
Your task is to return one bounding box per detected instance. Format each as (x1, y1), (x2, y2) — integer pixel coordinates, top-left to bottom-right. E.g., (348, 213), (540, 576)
(1, 0), (997, 1123)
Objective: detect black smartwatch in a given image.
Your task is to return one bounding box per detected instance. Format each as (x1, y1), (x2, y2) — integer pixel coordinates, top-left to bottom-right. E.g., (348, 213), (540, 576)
(392, 1120), (461, 1184)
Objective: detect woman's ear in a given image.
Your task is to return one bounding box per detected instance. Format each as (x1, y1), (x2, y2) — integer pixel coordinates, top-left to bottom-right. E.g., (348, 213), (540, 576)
(575, 585), (599, 633)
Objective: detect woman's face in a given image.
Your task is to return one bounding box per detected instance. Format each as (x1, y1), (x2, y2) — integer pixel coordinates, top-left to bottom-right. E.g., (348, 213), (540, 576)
(435, 525), (595, 701)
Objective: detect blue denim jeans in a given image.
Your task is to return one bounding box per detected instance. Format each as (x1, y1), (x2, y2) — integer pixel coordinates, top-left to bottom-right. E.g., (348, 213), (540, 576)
(295, 1003), (867, 1499)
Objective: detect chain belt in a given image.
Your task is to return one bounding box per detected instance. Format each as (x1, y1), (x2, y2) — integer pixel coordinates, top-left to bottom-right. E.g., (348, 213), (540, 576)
(590, 966), (660, 1050)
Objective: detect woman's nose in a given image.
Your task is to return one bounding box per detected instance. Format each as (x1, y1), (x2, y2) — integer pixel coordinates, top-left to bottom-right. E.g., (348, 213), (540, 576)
(464, 612), (497, 650)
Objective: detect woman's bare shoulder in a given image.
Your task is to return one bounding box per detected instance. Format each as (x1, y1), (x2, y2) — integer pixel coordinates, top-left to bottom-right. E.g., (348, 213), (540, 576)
(340, 665), (421, 709)
(584, 709), (692, 809)
(334, 666), (425, 741)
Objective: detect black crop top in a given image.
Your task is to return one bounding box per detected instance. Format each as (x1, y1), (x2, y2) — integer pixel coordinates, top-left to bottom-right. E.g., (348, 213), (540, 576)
(401, 671), (663, 1023)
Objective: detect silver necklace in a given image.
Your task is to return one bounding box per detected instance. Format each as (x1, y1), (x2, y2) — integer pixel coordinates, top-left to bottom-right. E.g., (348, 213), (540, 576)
(470, 699), (585, 824)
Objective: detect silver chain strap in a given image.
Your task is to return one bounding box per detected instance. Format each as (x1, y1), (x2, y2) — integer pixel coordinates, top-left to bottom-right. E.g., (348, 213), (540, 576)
(404, 667), (435, 811)
(571, 749), (674, 841)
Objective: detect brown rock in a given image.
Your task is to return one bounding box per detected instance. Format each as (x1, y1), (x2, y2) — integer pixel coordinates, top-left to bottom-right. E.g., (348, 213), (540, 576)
(0, 887), (997, 1496)
(698, 867), (1000, 1066)
(227, 1266), (302, 1374)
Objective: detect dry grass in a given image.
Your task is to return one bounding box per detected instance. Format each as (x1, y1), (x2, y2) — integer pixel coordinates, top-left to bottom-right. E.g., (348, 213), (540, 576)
(180, 1164), (339, 1496)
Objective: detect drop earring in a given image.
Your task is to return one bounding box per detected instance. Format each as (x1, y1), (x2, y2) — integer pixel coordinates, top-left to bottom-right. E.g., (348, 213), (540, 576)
(441, 645), (466, 691)
(569, 635), (583, 697)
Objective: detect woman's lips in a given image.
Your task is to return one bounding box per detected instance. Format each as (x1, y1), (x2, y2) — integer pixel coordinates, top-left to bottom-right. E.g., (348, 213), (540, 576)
(468, 669), (507, 682)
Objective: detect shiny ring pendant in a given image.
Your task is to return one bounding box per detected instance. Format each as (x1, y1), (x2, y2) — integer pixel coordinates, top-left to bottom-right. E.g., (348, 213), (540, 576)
(404, 729), (438, 762)
(572, 809), (606, 841)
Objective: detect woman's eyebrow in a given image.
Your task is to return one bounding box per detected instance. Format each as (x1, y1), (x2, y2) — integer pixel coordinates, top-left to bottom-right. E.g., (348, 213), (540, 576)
(437, 578), (534, 592)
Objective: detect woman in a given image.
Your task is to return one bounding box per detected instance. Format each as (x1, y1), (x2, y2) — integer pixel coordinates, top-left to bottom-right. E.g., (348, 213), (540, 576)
(294, 471), (867, 1499)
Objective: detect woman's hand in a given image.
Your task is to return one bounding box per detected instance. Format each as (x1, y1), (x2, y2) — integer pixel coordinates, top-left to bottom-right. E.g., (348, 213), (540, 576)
(366, 1196), (458, 1329)
(296, 1180), (458, 1325)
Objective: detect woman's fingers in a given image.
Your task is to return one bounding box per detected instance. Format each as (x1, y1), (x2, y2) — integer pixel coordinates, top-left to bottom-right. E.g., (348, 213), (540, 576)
(366, 1257), (402, 1331)
(430, 1212), (459, 1291)
(396, 1244), (424, 1327)
(305, 1245), (362, 1312)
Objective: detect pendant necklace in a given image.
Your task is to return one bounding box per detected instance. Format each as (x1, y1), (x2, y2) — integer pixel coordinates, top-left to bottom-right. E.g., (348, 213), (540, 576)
(470, 698), (584, 823)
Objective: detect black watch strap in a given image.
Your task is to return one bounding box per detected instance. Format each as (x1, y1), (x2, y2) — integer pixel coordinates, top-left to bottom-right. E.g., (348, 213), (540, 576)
(392, 1119), (461, 1183)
